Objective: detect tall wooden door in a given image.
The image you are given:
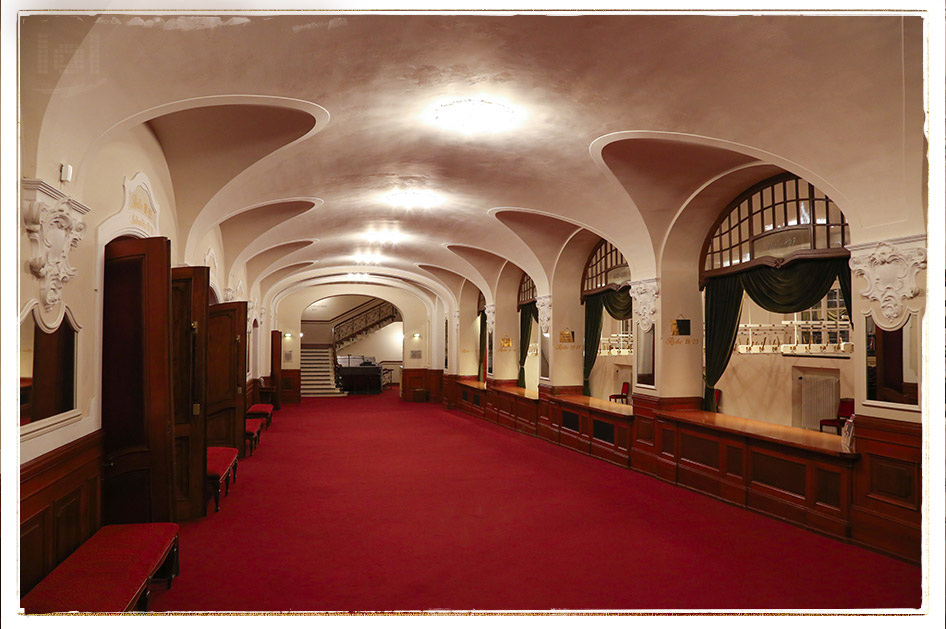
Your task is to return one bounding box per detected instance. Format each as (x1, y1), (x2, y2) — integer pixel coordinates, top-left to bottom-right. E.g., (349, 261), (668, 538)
(102, 236), (175, 525)
(171, 266), (209, 520)
(207, 302), (247, 458)
(271, 330), (283, 410)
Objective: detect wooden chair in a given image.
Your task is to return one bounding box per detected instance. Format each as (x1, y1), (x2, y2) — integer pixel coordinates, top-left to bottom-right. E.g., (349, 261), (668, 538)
(609, 382), (630, 404)
(819, 398), (855, 434)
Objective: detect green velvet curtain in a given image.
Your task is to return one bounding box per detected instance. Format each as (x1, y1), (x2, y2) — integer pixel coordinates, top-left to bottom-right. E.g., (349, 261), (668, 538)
(601, 286), (634, 320)
(517, 302), (538, 388)
(703, 274), (744, 411)
(477, 311), (487, 382)
(703, 257), (853, 411)
(582, 292), (605, 396)
(741, 258), (850, 314)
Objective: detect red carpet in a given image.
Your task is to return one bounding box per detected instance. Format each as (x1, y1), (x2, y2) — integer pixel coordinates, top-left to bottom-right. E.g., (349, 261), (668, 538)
(149, 390), (921, 612)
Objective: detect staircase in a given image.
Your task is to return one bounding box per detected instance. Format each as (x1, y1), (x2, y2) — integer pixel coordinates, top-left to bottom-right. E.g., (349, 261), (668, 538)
(300, 347), (347, 398)
(334, 301), (400, 352)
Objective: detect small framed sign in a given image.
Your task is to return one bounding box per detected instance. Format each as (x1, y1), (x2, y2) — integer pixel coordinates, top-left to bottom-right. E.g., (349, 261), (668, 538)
(410, 350), (423, 360)
(559, 329), (574, 343)
(500, 337), (514, 348)
(671, 319), (691, 336)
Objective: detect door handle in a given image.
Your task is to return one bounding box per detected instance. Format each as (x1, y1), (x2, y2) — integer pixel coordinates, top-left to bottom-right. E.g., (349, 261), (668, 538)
(104, 458), (115, 469)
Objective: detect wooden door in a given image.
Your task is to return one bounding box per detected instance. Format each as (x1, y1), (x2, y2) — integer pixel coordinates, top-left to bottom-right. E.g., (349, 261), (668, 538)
(102, 236), (175, 524)
(171, 266), (209, 520)
(271, 330), (283, 410)
(207, 302), (247, 458)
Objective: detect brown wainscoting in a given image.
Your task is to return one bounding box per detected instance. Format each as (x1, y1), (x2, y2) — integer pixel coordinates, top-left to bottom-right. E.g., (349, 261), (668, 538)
(631, 394), (702, 483)
(484, 378), (517, 425)
(245, 378), (258, 407)
(21, 431), (104, 595)
(427, 369), (443, 402)
(655, 409), (859, 544)
(442, 373), (459, 408)
(551, 395), (634, 467)
(402, 368), (436, 401)
(457, 378), (487, 417)
(280, 369), (301, 404)
(849, 414), (922, 563)
(536, 383), (583, 443)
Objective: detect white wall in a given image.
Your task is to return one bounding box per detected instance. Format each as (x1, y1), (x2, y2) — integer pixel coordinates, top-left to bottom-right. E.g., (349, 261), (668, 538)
(342, 322), (403, 364)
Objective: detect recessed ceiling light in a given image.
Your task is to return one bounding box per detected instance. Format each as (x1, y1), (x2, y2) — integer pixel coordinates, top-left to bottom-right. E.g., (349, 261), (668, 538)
(382, 189), (444, 210)
(429, 97), (524, 134)
(352, 252), (383, 265)
(364, 227), (406, 245)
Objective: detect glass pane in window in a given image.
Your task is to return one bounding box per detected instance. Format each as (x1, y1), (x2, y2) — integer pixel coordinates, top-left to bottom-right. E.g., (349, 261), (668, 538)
(752, 227), (810, 259)
(828, 203), (841, 225)
(815, 225), (827, 249)
(829, 225), (843, 248)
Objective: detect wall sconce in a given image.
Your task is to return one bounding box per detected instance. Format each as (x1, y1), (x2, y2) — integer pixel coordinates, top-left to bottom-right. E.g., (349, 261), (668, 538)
(412, 333), (421, 339)
(299, 332), (304, 338)
(284, 332), (292, 338)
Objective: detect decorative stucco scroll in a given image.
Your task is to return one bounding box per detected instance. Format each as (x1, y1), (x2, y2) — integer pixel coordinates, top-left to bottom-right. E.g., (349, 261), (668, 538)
(849, 241), (927, 331)
(453, 310), (461, 335)
(484, 304), (496, 334)
(630, 279), (659, 333)
(22, 180), (88, 321)
(224, 287), (235, 302)
(536, 295), (552, 335)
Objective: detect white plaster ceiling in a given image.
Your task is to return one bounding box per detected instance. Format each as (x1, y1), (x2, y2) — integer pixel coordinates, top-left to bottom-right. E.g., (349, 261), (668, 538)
(22, 13), (926, 311)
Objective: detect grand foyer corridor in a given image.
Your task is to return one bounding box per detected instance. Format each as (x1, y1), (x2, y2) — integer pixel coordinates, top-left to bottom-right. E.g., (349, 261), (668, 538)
(148, 391), (919, 612)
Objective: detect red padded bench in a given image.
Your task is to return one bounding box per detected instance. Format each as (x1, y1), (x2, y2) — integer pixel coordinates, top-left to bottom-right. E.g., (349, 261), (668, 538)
(246, 403), (274, 429)
(21, 523), (180, 613)
(207, 446), (238, 512)
(245, 418), (264, 456)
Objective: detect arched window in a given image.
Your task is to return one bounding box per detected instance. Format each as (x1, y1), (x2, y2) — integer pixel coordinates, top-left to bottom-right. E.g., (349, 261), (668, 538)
(582, 239), (630, 299)
(701, 173), (850, 283)
(517, 273), (539, 387)
(701, 173), (853, 414)
(580, 239), (635, 395)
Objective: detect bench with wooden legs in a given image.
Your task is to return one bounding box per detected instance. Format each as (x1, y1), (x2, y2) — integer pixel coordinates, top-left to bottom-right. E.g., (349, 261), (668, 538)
(206, 446), (239, 512)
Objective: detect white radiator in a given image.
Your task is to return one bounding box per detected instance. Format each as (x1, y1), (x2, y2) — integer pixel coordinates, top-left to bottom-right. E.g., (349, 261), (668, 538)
(799, 374), (840, 431)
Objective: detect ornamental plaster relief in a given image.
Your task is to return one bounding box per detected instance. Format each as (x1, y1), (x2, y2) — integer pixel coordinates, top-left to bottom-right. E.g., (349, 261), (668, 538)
(849, 240), (927, 331)
(484, 304), (496, 334)
(630, 279), (659, 333)
(22, 179), (89, 330)
(536, 295), (552, 335)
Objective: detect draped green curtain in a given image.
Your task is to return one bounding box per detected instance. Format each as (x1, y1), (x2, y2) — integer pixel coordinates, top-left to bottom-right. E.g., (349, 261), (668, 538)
(703, 257), (852, 411)
(601, 286), (634, 320)
(517, 302), (538, 388)
(477, 312), (487, 382)
(703, 274), (744, 410)
(582, 292), (605, 396)
(740, 258), (850, 314)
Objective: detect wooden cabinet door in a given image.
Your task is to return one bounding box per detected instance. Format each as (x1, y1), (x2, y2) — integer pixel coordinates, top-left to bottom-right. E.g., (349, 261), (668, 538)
(171, 266), (209, 520)
(270, 330), (282, 410)
(102, 236), (175, 524)
(207, 302), (247, 457)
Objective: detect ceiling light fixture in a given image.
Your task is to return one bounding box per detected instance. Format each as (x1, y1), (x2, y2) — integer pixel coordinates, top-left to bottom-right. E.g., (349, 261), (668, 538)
(382, 189), (444, 210)
(347, 272), (371, 281)
(364, 227), (406, 246)
(353, 252), (383, 265)
(429, 97), (524, 135)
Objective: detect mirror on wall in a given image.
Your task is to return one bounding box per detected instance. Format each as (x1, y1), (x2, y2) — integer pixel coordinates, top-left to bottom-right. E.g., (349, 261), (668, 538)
(865, 314), (919, 405)
(487, 329), (494, 376)
(636, 324), (655, 386)
(20, 310), (77, 424)
(539, 329), (550, 379)
(444, 318), (448, 370)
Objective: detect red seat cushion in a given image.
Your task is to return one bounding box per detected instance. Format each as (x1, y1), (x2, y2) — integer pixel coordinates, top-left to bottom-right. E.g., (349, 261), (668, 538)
(246, 404), (273, 416)
(207, 447), (238, 479)
(245, 418), (264, 436)
(21, 523), (179, 613)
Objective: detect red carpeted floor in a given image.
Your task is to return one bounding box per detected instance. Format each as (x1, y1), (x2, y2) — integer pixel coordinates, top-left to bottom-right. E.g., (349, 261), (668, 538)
(149, 390), (922, 612)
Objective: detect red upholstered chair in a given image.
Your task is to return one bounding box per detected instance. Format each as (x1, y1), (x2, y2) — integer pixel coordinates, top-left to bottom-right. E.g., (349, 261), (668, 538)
(609, 382), (630, 404)
(819, 398), (855, 434)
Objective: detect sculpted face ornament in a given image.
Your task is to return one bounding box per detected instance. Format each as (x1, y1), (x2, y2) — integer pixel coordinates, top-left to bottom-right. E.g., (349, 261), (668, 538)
(850, 242), (926, 330)
(25, 198), (86, 312)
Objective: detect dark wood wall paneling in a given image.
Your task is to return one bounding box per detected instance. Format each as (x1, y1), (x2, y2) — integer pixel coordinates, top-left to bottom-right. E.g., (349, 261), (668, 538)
(849, 414), (922, 562)
(20, 431), (104, 595)
(441, 373), (459, 408)
(630, 394), (703, 483)
(536, 383), (583, 443)
(280, 369), (302, 404)
(245, 378), (258, 407)
(483, 378), (517, 424)
(456, 378), (487, 417)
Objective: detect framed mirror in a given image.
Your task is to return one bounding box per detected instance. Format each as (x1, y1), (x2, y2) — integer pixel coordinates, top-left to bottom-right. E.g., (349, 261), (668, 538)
(865, 314), (919, 405)
(20, 309), (77, 425)
(487, 329), (494, 376)
(636, 323), (655, 386)
(539, 329), (550, 379)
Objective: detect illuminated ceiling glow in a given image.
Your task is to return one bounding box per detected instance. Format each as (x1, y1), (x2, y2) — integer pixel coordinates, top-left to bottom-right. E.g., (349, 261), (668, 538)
(428, 97), (524, 135)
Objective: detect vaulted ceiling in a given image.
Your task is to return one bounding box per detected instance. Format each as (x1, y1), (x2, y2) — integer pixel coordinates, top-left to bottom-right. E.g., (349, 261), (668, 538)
(21, 12), (925, 312)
